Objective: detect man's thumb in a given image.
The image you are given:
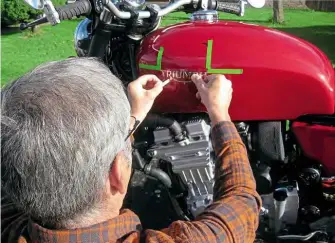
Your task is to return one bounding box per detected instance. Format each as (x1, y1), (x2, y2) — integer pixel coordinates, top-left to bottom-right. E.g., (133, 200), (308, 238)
(150, 83), (164, 97)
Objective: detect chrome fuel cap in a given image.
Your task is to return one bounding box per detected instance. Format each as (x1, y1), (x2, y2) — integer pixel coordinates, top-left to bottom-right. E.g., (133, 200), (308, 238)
(190, 10), (219, 23)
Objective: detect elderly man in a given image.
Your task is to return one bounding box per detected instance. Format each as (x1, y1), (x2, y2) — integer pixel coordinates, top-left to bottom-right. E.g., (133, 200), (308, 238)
(1, 57), (261, 243)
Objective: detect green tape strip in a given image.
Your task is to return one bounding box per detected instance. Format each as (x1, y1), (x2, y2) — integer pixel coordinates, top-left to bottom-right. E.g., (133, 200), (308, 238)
(138, 41), (243, 75)
(139, 47), (164, 71)
(206, 40), (243, 74)
(206, 40), (213, 70)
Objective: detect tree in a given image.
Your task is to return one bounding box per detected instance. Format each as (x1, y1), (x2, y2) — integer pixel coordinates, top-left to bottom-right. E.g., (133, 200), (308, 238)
(273, 0), (284, 24)
(306, 0), (335, 12)
(1, 0), (40, 27)
(1, 0), (67, 27)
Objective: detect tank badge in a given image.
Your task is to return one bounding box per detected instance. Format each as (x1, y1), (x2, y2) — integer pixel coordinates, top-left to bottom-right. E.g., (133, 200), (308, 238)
(161, 70), (207, 81)
(139, 40), (243, 75)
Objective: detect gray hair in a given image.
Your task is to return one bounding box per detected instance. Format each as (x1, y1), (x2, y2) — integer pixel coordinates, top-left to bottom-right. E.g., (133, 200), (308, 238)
(1, 57), (131, 227)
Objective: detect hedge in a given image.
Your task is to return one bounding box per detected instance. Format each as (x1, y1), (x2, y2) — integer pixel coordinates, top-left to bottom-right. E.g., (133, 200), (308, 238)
(1, 0), (67, 27)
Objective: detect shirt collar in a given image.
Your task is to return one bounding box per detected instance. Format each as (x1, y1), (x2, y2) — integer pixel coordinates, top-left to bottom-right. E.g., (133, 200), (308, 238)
(28, 209), (142, 243)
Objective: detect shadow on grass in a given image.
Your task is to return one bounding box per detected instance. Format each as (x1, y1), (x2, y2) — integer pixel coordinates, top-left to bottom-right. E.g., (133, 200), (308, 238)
(1, 26), (22, 36)
(275, 25), (335, 64)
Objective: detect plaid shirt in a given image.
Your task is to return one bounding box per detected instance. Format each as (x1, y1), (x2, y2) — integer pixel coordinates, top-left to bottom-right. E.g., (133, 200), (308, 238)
(2, 121), (261, 243)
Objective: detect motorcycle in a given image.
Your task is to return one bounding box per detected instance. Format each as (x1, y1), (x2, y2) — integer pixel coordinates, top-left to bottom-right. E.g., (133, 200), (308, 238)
(21, 0), (335, 241)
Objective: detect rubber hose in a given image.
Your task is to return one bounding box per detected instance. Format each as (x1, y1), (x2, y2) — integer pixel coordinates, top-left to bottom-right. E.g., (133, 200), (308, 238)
(132, 149), (145, 170)
(147, 166), (172, 188)
(133, 149), (172, 188)
(144, 114), (184, 142)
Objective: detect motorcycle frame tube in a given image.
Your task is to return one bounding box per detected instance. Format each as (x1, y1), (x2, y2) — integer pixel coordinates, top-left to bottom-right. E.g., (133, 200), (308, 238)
(86, 16), (138, 81)
(88, 21), (112, 57)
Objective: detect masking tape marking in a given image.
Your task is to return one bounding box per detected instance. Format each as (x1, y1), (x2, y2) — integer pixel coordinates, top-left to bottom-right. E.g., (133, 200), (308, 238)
(138, 40), (243, 75)
(139, 47), (164, 71)
(206, 40), (243, 74)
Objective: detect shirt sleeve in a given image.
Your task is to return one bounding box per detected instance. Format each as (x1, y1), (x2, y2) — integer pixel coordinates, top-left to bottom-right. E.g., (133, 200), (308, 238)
(148, 121), (262, 243)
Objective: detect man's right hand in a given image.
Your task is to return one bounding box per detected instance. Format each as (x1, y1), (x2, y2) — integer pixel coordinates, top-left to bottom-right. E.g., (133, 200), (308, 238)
(191, 74), (232, 123)
(128, 75), (169, 122)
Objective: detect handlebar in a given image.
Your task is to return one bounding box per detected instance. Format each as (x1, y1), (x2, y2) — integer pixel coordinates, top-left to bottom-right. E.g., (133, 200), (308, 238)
(20, 0), (92, 30)
(105, 0), (192, 19)
(105, 0), (245, 19)
(56, 0), (92, 20)
(21, 0), (246, 30)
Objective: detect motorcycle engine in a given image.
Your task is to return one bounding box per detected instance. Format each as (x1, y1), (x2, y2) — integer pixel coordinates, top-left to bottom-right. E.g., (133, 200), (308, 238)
(143, 116), (292, 220)
(128, 114), (334, 241)
(132, 115), (291, 220)
(147, 118), (215, 217)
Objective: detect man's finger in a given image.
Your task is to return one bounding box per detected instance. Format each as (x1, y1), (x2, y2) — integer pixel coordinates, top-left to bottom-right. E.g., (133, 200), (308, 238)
(204, 75), (217, 87)
(148, 81), (164, 97)
(204, 75), (216, 83)
(205, 74), (230, 89)
(191, 74), (201, 82)
(191, 74), (206, 91)
(138, 75), (162, 86)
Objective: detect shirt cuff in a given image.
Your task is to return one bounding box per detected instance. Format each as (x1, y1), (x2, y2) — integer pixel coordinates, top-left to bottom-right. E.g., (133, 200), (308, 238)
(211, 121), (241, 155)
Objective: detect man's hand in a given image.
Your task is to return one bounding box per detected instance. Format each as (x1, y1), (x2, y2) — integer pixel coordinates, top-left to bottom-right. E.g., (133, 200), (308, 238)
(191, 74), (232, 123)
(128, 75), (169, 121)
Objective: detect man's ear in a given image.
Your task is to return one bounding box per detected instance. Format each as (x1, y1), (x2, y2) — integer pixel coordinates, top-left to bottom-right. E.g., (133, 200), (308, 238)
(109, 152), (129, 195)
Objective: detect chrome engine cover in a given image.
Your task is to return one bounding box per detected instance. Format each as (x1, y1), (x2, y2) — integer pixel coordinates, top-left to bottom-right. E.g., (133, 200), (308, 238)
(148, 119), (215, 217)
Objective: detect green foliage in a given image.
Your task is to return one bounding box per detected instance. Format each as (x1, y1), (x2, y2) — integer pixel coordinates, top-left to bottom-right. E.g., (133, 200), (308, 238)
(52, 0), (68, 5)
(1, 0), (67, 27)
(1, 0), (39, 27)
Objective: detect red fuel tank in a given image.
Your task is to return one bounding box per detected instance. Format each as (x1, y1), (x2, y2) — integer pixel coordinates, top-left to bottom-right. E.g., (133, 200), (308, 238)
(292, 121), (335, 175)
(137, 21), (335, 121)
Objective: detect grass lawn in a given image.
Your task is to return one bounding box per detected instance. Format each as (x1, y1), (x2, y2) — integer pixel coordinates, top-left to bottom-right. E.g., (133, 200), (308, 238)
(1, 8), (335, 86)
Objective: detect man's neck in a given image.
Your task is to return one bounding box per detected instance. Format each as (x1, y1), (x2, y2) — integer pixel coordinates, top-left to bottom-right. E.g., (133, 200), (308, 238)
(61, 198), (122, 229)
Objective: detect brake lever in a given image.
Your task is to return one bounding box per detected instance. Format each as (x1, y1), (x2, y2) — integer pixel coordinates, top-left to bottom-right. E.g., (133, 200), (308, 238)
(43, 0), (60, 25)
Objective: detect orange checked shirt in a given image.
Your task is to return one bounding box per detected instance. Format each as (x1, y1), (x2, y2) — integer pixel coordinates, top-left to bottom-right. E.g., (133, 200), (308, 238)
(1, 121), (262, 243)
